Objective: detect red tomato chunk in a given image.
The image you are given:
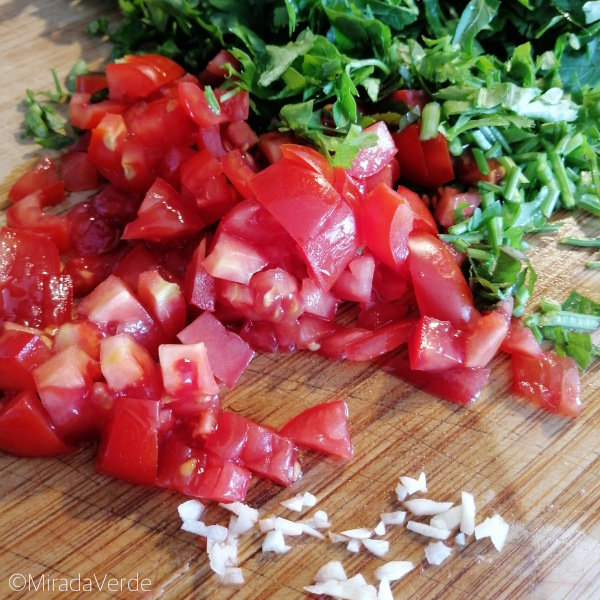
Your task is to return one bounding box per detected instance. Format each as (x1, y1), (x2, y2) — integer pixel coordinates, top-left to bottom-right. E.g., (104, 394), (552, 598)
(0, 52), (584, 508)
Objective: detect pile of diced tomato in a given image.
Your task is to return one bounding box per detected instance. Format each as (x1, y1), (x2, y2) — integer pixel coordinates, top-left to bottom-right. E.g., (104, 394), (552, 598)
(0, 53), (581, 502)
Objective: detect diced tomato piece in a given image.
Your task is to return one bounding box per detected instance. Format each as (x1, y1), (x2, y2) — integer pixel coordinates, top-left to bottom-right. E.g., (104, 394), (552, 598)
(434, 187), (481, 228)
(137, 270), (187, 342)
(279, 400), (353, 461)
(204, 410), (299, 486)
(75, 72), (108, 95)
(177, 311), (254, 388)
(69, 92), (129, 130)
(360, 158), (400, 195)
(203, 230), (270, 285)
(52, 321), (105, 360)
(157, 432), (251, 502)
(159, 342), (220, 397)
(385, 89), (430, 113)
(184, 238), (216, 312)
(362, 183), (415, 275)
(6, 191), (71, 253)
(224, 120), (259, 151)
(500, 319), (545, 358)
(8, 155), (62, 203)
(300, 277), (339, 320)
(220, 149), (257, 199)
(455, 151), (505, 185)
(239, 320), (281, 353)
(106, 54), (185, 100)
(90, 184), (143, 228)
(257, 131), (297, 164)
(280, 143), (335, 183)
(33, 345), (102, 442)
(462, 310), (509, 368)
(345, 317), (418, 362)
(126, 96), (197, 150)
(385, 357), (491, 404)
(0, 228), (72, 329)
(67, 201), (121, 256)
(0, 390), (72, 457)
(156, 145), (196, 188)
(358, 298), (411, 331)
(407, 232), (479, 329)
(348, 122), (397, 179)
(332, 253), (375, 303)
(317, 326), (372, 360)
(62, 248), (128, 298)
(393, 123), (454, 188)
(0, 329), (52, 392)
(96, 397), (161, 486)
(178, 81), (227, 128)
(100, 333), (162, 399)
(296, 314), (338, 350)
(77, 274), (165, 356)
(60, 150), (100, 191)
(408, 316), (465, 371)
(511, 351), (581, 418)
(199, 49), (241, 85)
(87, 113), (129, 189)
(122, 177), (204, 243)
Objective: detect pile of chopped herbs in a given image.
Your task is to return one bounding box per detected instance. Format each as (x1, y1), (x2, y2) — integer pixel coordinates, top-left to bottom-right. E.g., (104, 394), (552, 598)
(24, 0), (600, 369)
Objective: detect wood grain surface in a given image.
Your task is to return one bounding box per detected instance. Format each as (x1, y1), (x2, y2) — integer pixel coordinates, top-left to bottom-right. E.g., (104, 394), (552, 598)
(1, 2), (599, 599)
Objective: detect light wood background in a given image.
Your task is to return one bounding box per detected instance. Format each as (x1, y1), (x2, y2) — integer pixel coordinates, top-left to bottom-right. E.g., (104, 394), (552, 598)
(1, 2), (599, 598)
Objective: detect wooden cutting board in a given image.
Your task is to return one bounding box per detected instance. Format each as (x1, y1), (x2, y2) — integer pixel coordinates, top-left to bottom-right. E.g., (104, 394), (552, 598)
(1, 2), (599, 599)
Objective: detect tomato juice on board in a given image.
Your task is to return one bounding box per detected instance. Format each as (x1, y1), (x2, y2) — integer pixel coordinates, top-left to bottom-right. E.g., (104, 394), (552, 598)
(0, 52), (585, 504)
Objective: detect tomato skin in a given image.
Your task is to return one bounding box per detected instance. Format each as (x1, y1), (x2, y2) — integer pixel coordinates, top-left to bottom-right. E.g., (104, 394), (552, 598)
(177, 311), (254, 389)
(0, 390), (72, 457)
(75, 72), (108, 95)
(96, 397), (161, 486)
(0, 329), (52, 393)
(387, 357), (490, 404)
(204, 411), (299, 486)
(279, 400), (353, 461)
(69, 92), (129, 130)
(408, 316), (465, 371)
(407, 232), (479, 329)
(512, 351), (581, 418)
(220, 149), (257, 199)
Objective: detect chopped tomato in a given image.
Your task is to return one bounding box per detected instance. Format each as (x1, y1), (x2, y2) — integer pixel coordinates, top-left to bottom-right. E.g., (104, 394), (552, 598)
(177, 311), (254, 388)
(279, 400), (353, 461)
(0, 328), (52, 393)
(347, 122), (397, 179)
(8, 155), (63, 204)
(434, 187), (481, 228)
(106, 54), (185, 100)
(157, 432), (251, 502)
(512, 351), (581, 418)
(408, 316), (465, 371)
(407, 232), (479, 329)
(0, 390), (72, 457)
(96, 397), (161, 486)
(385, 357), (491, 405)
(204, 411), (299, 486)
